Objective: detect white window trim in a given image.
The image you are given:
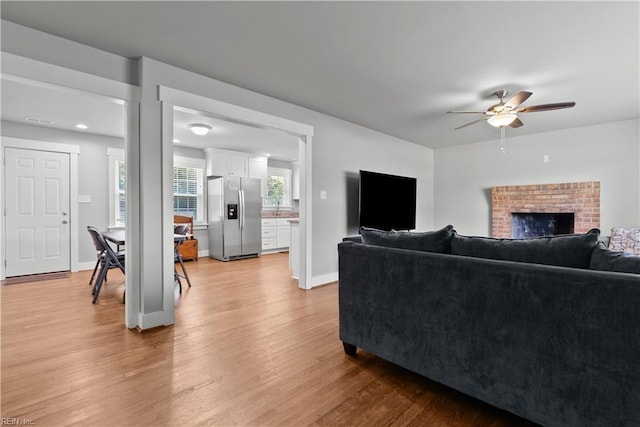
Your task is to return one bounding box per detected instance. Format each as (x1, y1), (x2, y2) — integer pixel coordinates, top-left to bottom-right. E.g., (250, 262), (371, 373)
(264, 166), (293, 210)
(108, 148), (125, 228)
(108, 149), (206, 227)
(173, 155), (206, 225)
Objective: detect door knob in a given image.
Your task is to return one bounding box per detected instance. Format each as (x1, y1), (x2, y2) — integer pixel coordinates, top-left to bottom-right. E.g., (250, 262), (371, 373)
(62, 212), (68, 216)
(62, 220), (68, 224)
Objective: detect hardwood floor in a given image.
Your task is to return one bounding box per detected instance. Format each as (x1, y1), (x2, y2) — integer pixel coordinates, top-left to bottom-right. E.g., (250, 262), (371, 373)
(1, 253), (538, 426)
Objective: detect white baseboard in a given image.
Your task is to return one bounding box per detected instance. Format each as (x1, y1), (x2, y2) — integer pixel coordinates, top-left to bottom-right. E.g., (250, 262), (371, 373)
(77, 261), (98, 271)
(309, 272), (338, 288)
(198, 249), (209, 258)
(137, 310), (173, 330)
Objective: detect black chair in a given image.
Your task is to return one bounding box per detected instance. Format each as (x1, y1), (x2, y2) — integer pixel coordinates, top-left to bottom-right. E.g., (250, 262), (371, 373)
(174, 224), (192, 293)
(87, 226), (125, 304)
(88, 245), (105, 287)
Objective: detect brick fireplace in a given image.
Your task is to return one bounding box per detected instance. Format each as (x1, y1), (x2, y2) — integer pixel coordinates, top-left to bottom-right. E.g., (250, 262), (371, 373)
(491, 182), (600, 238)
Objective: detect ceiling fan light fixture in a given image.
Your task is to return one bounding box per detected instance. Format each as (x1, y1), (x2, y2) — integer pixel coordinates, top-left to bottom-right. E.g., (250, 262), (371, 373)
(188, 123), (212, 136)
(487, 113), (518, 128)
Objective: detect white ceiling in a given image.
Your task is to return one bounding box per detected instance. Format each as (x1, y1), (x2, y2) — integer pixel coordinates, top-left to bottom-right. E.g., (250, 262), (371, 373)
(173, 107), (299, 160)
(1, 1), (638, 150)
(1, 78), (126, 138)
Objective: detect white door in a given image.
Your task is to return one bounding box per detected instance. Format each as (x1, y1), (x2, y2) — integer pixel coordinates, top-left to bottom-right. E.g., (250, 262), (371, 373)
(4, 147), (71, 276)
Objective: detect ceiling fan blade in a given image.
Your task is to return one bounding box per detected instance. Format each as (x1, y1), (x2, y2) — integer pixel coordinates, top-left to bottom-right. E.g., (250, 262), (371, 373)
(517, 102), (576, 112)
(509, 117), (524, 128)
(454, 117), (489, 130)
(504, 91), (533, 109)
(447, 110), (486, 114)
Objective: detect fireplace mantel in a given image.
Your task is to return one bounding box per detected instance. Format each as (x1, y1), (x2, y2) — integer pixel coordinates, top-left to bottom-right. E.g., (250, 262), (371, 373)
(491, 182), (600, 238)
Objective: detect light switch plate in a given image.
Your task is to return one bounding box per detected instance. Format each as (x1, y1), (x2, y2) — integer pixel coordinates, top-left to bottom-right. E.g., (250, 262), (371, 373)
(320, 190), (327, 200)
(79, 195), (92, 203)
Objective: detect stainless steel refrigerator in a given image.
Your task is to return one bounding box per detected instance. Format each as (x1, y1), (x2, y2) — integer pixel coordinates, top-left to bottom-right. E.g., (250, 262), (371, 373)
(208, 176), (262, 261)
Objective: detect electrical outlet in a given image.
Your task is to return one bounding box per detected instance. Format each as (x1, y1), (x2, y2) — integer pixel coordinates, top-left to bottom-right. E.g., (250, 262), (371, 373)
(543, 155), (550, 163)
(320, 190), (327, 200)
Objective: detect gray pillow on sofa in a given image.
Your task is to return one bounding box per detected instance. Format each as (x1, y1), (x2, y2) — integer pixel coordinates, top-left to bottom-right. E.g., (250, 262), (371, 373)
(590, 242), (640, 274)
(450, 228), (600, 269)
(360, 225), (455, 254)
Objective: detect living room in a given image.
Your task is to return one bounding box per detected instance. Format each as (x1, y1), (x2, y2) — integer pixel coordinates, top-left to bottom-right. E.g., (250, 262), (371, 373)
(2, 2), (636, 292)
(1, 1), (638, 425)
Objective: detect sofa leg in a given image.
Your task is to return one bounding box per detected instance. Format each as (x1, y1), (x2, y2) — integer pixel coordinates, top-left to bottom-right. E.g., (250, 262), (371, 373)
(343, 342), (357, 356)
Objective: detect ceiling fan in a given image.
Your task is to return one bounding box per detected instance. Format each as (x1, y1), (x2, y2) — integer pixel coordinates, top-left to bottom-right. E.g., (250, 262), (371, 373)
(448, 90), (575, 130)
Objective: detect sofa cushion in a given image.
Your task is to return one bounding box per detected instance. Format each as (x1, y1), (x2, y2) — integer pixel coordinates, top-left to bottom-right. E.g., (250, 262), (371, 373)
(608, 227), (640, 255)
(360, 225), (455, 254)
(450, 228), (600, 269)
(590, 242), (640, 274)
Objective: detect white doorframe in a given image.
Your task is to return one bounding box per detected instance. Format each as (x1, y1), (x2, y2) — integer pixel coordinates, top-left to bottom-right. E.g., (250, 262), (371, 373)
(1, 137), (79, 279)
(158, 86), (314, 289)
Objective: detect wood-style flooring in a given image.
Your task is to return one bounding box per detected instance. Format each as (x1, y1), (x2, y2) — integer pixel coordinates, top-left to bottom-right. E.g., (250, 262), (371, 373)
(1, 253), (537, 426)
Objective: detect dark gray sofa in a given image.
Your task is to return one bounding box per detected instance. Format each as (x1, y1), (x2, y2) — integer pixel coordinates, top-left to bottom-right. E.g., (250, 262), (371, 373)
(338, 228), (640, 426)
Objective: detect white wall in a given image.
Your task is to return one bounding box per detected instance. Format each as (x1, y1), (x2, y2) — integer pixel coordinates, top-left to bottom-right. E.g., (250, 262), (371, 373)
(1, 121), (123, 265)
(434, 119), (640, 237)
(312, 114), (434, 276)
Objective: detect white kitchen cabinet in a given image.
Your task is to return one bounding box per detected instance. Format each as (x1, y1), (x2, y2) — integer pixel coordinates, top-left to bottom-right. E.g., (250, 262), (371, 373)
(249, 156), (268, 197)
(229, 155), (248, 176)
(261, 217), (292, 252)
(276, 218), (291, 248)
(205, 148), (248, 177)
(262, 218), (277, 251)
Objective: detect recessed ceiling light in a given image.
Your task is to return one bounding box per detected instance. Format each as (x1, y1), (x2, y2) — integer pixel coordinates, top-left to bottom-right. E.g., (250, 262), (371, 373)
(173, 139), (181, 144)
(25, 117), (53, 124)
(188, 123), (212, 136)
(264, 153), (271, 157)
(75, 123), (89, 130)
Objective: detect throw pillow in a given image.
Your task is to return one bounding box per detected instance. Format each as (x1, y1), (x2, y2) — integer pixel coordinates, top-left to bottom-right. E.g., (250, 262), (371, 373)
(450, 228), (601, 269)
(590, 242), (640, 274)
(360, 225), (455, 254)
(608, 227), (640, 255)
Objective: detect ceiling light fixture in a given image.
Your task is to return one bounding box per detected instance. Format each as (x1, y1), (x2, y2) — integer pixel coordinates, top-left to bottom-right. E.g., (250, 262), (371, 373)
(75, 123), (89, 130)
(188, 123), (212, 136)
(487, 113), (517, 128)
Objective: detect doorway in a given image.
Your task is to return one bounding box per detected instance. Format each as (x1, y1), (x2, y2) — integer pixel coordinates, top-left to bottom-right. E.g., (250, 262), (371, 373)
(159, 86), (313, 289)
(4, 146), (72, 277)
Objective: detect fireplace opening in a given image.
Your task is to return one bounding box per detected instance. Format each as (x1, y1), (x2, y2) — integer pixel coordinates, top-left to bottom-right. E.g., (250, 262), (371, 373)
(511, 213), (575, 238)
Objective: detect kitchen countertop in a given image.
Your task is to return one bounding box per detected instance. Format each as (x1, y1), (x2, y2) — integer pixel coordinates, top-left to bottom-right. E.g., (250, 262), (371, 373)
(261, 211), (299, 218)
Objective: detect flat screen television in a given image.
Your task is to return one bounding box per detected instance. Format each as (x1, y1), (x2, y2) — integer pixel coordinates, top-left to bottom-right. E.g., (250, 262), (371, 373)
(359, 170), (417, 231)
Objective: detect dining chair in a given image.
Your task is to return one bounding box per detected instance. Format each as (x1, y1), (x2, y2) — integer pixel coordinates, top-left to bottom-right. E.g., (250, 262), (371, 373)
(174, 224), (192, 293)
(88, 243), (105, 287)
(87, 226), (126, 304)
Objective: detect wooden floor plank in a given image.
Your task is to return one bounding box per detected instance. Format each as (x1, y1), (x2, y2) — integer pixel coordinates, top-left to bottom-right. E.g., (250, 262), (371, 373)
(1, 253), (538, 426)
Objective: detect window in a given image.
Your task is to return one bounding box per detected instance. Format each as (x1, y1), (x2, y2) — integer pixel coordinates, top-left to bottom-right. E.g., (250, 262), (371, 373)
(108, 148), (126, 227)
(174, 156), (206, 222)
(108, 149), (205, 227)
(264, 167), (292, 209)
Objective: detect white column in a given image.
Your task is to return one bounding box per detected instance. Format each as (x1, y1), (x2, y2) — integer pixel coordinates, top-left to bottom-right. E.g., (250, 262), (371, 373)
(127, 57), (175, 329)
